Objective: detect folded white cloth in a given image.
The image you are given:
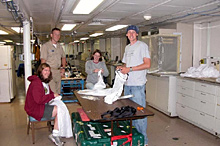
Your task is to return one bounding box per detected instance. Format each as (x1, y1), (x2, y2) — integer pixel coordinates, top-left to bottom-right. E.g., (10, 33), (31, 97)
(49, 98), (73, 138)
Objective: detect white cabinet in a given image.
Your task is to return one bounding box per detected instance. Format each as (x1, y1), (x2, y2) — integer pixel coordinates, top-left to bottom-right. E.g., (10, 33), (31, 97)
(146, 75), (157, 104)
(176, 103), (199, 124)
(176, 77), (217, 135)
(215, 87), (220, 136)
(146, 74), (177, 117)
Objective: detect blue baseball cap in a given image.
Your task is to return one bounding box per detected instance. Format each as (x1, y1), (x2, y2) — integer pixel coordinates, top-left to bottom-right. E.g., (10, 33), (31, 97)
(126, 25), (139, 34)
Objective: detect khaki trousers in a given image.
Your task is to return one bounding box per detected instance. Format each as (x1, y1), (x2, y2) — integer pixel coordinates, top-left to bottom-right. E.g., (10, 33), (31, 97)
(49, 69), (61, 94)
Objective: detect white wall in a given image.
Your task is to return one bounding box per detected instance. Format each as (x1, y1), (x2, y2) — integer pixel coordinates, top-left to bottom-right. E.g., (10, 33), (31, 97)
(110, 38), (120, 61)
(120, 36), (127, 61)
(99, 39), (105, 52)
(176, 23), (193, 71)
(94, 40), (100, 50)
(194, 21), (220, 67)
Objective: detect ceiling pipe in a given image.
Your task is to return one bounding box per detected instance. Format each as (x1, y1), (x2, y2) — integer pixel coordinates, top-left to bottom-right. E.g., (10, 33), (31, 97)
(55, 0), (67, 27)
(1, 0), (24, 25)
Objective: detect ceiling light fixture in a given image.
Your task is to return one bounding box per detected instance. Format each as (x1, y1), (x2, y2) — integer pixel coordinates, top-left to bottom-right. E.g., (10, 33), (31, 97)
(89, 33), (103, 37)
(80, 37), (89, 40)
(4, 40), (13, 42)
(88, 21), (105, 26)
(105, 25), (128, 31)
(16, 43), (23, 45)
(73, 0), (104, 14)
(11, 27), (23, 33)
(144, 15), (152, 20)
(61, 24), (76, 31)
(0, 30), (8, 35)
(0, 41), (6, 44)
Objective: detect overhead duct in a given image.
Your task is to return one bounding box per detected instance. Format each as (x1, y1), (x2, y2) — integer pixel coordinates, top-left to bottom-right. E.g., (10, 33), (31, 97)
(1, 0), (24, 25)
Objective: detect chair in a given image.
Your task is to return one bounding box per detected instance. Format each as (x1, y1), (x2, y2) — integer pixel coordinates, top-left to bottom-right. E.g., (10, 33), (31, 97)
(27, 116), (55, 144)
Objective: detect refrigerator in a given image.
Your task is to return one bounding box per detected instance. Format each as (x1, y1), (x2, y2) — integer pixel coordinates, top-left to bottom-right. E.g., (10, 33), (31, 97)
(0, 45), (16, 102)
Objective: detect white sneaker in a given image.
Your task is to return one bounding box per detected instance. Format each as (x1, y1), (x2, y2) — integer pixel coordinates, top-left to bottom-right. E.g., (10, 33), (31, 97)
(48, 134), (64, 146)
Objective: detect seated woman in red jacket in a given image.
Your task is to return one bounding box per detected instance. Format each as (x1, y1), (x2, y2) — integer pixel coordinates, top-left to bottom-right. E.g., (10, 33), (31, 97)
(24, 63), (63, 146)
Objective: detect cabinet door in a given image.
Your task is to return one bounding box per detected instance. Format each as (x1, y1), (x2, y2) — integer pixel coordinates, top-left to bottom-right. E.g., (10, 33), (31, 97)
(194, 91), (215, 116)
(177, 78), (195, 89)
(176, 103), (199, 124)
(177, 85), (194, 97)
(215, 96), (220, 119)
(176, 93), (198, 110)
(156, 77), (169, 112)
(195, 82), (216, 95)
(176, 103), (188, 119)
(215, 118), (220, 134)
(216, 86), (220, 97)
(146, 75), (157, 104)
(198, 112), (215, 130)
(194, 90), (216, 104)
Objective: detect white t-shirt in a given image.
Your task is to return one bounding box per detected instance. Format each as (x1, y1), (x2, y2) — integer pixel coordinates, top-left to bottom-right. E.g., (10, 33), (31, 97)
(122, 40), (150, 86)
(53, 44), (57, 48)
(42, 82), (50, 95)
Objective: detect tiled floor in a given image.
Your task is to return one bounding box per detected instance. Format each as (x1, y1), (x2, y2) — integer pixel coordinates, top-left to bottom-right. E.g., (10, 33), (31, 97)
(0, 77), (220, 146)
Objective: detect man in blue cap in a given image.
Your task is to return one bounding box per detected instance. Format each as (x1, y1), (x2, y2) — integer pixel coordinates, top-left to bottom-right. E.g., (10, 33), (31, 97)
(117, 25), (151, 146)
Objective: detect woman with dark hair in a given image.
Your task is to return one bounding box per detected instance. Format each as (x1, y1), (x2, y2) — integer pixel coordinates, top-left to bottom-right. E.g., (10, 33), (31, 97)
(24, 63), (64, 146)
(85, 49), (109, 89)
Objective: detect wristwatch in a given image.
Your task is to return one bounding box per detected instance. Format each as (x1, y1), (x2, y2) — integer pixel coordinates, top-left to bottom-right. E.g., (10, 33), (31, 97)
(129, 67), (133, 72)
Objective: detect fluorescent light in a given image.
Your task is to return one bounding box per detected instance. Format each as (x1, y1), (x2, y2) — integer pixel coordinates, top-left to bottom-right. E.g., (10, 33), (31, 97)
(0, 41), (6, 44)
(16, 43), (23, 45)
(4, 40), (13, 42)
(105, 25), (128, 31)
(11, 27), (23, 33)
(0, 30), (8, 34)
(80, 37), (89, 40)
(89, 33), (103, 37)
(88, 21), (105, 26)
(144, 15), (152, 20)
(61, 24), (76, 31)
(73, 0), (104, 14)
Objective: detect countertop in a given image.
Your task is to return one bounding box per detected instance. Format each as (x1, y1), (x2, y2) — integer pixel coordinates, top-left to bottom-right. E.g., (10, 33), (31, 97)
(148, 72), (220, 85)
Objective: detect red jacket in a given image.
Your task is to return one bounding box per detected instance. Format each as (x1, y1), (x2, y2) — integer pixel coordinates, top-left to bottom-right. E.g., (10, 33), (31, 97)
(24, 75), (55, 121)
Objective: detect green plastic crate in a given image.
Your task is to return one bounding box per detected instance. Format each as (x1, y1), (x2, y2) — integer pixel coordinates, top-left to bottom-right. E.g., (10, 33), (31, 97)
(72, 112), (144, 146)
(76, 123), (111, 146)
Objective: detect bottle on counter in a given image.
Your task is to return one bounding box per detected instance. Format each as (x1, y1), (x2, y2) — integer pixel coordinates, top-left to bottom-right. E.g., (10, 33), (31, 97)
(216, 61), (220, 71)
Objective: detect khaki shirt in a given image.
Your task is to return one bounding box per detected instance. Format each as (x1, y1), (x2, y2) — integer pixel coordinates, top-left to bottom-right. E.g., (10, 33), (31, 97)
(40, 40), (66, 69)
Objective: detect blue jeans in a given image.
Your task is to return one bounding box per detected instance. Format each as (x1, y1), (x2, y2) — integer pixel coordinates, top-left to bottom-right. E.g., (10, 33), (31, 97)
(124, 84), (148, 145)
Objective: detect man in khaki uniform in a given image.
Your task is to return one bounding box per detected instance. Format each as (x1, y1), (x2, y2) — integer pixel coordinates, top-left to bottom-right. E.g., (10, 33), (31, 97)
(41, 28), (66, 94)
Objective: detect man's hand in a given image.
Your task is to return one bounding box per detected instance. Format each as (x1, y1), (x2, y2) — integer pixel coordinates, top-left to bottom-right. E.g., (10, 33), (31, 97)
(60, 68), (65, 77)
(116, 65), (122, 70)
(120, 67), (130, 74)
